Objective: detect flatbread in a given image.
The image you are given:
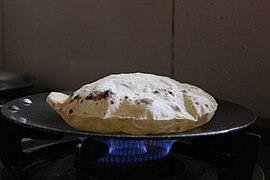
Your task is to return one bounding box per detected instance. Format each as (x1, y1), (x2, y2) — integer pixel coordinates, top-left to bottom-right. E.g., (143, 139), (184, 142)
(47, 73), (218, 135)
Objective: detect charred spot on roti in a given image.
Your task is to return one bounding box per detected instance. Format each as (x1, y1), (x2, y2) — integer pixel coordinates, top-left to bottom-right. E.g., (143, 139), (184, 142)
(135, 99), (140, 105)
(69, 99), (75, 103)
(124, 96), (129, 99)
(121, 83), (130, 88)
(85, 92), (97, 100)
(195, 102), (199, 105)
(86, 90), (114, 101)
(74, 95), (80, 100)
(110, 101), (114, 105)
(140, 98), (153, 105)
(205, 104), (209, 108)
(168, 91), (174, 96)
(68, 95), (81, 104)
(104, 90), (113, 99)
(154, 90), (159, 94)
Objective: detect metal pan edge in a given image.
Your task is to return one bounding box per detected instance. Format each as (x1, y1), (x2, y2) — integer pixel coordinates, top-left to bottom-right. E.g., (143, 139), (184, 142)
(1, 93), (256, 140)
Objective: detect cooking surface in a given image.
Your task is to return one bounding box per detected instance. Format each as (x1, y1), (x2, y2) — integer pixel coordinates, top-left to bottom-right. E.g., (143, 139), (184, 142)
(1, 93), (256, 139)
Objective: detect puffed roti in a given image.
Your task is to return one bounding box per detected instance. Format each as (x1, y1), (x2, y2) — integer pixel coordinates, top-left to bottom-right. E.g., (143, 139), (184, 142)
(47, 73), (218, 135)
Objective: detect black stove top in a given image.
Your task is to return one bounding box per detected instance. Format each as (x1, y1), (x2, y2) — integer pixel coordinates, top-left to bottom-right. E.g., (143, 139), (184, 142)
(0, 92), (264, 180)
(0, 116), (263, 180)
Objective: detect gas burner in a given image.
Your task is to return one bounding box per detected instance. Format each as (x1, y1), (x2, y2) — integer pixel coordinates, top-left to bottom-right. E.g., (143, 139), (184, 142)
(0, 133), (264, 180)
(20, 153), (219, 180)
(0, 138), (218, 180)
(94, 138), (176, 163)
(0, 94), (263, 179)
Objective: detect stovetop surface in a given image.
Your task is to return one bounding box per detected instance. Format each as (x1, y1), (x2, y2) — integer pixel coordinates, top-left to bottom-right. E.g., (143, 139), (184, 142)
(0, 135), (267, 180)
(0, 93), (265, 180)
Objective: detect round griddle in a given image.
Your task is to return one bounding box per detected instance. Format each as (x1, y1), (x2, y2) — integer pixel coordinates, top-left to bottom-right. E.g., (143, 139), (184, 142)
(0, 71), (36, 96)
(1, 93), (256, 139)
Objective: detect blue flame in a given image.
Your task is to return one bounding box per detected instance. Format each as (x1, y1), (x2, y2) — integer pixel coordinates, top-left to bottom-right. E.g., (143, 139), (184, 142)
(78, 136), (88, 142)
(107, 139), (147, 155)
(98, 139), (176, 164)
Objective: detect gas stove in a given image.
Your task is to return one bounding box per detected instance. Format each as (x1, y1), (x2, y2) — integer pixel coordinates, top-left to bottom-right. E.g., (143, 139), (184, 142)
(0, 118), (263, 180)
(0, 92), (264, 180)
